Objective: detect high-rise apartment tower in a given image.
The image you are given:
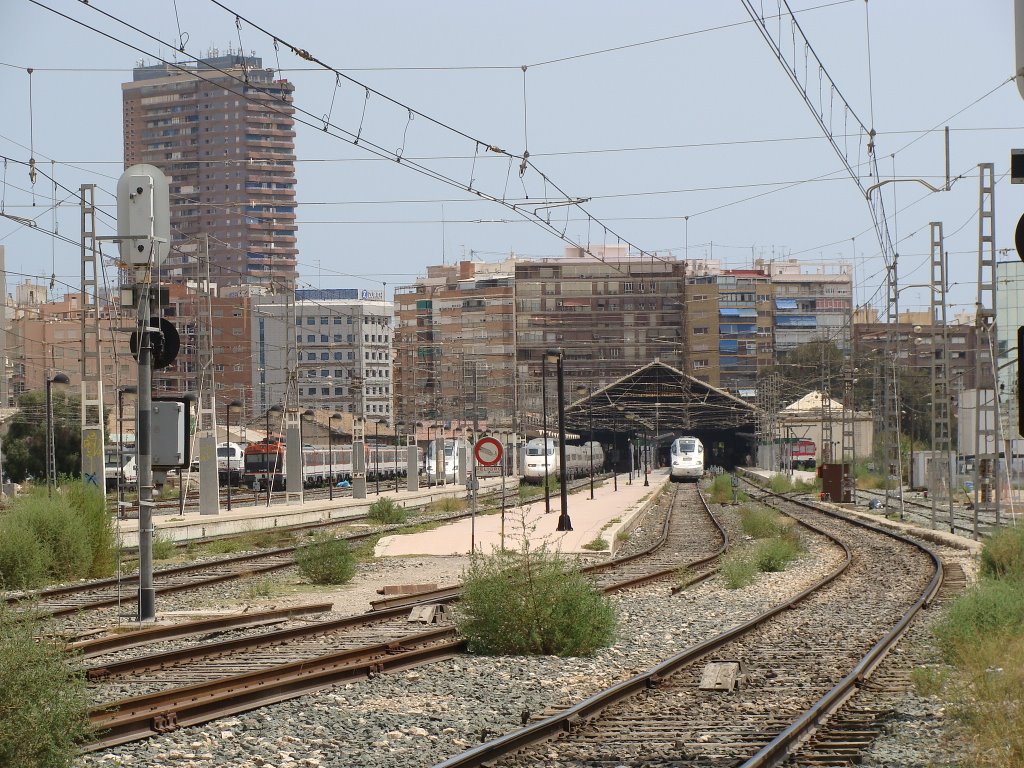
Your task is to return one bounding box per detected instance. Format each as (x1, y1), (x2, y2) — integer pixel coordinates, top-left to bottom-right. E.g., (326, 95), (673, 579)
(122, 53), (298, 291)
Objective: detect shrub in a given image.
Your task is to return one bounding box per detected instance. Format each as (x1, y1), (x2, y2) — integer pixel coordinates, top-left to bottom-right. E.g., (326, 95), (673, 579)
(934, 578), (1024, 662)
(708, 474), (734, 504)
(62, 480), (116, 578)
(4, 491), (92, 583)
(739, 505), (784, 539)
(0, 605), (91, 765)
(753, 536), (801, 572)
(0, 524), (51, 590)
(245, 576), (276, 599)
(768, 474), (793, 493)
(151, 533), (176, 561)
(720, 549), (757, 589)
(980, 526), (1024, 581)
(457, 541), (615, 657)
(295, 533), (356, 585)
(581, 537), (609, 552)
(367, 496), (408, 525)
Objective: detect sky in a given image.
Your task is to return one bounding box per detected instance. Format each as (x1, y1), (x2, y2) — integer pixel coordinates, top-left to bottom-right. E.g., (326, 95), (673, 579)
(0, 0), (1021, 319)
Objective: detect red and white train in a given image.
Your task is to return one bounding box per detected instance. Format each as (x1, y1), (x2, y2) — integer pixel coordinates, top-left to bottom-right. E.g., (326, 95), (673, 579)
(242, 438), (422, 491)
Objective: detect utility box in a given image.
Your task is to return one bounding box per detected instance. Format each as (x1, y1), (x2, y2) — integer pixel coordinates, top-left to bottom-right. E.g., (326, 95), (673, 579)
(151, 398), (191, 469)
(817, 462), (851, 503)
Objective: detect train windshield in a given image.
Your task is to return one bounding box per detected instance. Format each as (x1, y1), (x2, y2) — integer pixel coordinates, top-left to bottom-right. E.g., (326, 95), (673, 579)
(217, 446), (235, 458)
(526, 443), (554, 456)
(674, 440), (697, 454)
(244, 452), (280, 472)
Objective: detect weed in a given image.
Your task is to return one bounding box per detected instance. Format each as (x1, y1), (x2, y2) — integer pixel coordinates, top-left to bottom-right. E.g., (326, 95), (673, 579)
(753, 536), (801, 572)
(581, 537), (609, 552)
(910, 665), (947, 697)
(934, 578), (1024, 662)
(150, 533), (176, 561)
(720, 549), (757, 589)
(980, 526), (1024, 581)
(768, 474), (793, 493)
(739, 505), (784, 539)
(368, 496), (408, 525)
(295, 533), (356, 585)
(427, 496), (466, 515)
(615, 529), (630, 543)
(245, 576), (276, 599)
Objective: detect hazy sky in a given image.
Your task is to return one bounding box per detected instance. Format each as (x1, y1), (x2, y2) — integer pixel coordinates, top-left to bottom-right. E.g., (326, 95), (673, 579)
(0, 1), (1020, 318)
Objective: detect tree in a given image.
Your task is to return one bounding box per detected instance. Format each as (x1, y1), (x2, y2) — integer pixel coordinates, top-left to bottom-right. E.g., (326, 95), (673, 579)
(1, 390), (82, 483)
(768, 340), (845, 405)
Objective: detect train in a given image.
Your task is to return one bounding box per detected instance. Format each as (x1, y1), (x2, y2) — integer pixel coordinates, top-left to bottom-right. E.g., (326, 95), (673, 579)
(425, 438), (469, 485)
(669, 436), (705, 482)
(791, 438), (816, 470)
(522, 437), (605, 484)
(243, 437), (422, 491)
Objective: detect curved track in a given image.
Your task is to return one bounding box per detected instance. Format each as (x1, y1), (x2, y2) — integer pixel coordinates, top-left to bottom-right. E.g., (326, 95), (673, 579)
(433, 485), (940, 768)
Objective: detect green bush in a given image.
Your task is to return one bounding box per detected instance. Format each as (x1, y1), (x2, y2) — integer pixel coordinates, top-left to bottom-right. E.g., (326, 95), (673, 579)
(934, 578), (1024, 661)
(739, 505), (784, 538)
(768, 474), (793, 493)
(4, 492), (91, 583)
(754, 536), (801, 572)
(0, 605), (91, 766)
(0, 525), (51, 590)
(581, 537), (609, 552)
(457, 544), (616, 656)
(980, 526), (1024, 581)
(428, 496), (466, 515)
(62, 480), (116, 578)
(720, 549), (757, 589)
(367, 496), (408, 525)
(295, 533), (356, 585)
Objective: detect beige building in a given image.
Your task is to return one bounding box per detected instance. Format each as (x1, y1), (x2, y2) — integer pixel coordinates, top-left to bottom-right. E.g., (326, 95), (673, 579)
(777, 390), (874, 462)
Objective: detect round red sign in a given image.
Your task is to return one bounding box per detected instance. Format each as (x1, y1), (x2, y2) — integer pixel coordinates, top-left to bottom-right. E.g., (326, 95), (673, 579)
(474, 437), (503, 466)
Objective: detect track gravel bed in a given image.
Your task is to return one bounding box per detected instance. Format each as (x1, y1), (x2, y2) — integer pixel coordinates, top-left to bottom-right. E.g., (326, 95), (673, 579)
(76, 497), (843, 768)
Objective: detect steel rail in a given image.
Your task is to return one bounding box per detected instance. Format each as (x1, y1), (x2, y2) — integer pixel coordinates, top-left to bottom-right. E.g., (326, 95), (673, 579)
(86, 627), (464, 750)
(85, 597), (459, 680)
(434, 497), (860, 768)
(71, 602), (333, 659)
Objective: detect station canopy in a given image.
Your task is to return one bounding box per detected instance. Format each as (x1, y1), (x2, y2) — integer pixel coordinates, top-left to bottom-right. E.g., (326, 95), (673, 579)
(564, 360), (758, 435)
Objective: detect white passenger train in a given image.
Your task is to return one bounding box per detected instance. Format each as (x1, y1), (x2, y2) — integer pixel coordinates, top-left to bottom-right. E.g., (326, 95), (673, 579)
(669, 436), (705, 481)
(425, 438), (469, 484)
(522, 438), (605, 484)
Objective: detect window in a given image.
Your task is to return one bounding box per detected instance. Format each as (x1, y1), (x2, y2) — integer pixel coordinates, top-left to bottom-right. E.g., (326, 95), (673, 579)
(307, 334), (315, 342)
(333, 352), (343, 360)
(693, 327), (709, 335)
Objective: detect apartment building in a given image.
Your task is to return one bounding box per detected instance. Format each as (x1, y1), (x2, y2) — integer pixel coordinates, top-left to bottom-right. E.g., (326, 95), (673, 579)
(515, 246), (688, 428)
(685, 268), (774, 395)
(122, 52), (297, 291)
(252, 290), (393, 424)
(759, 259), (853, 352)
(393, 260), (516, 431)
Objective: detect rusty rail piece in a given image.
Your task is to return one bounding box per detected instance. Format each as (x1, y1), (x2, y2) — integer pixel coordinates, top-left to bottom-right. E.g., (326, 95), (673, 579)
(435, 483), (940, 768)
(84, 597), (459, 680)
(71, 603), (334, 660)
(86, 626), (464, 751)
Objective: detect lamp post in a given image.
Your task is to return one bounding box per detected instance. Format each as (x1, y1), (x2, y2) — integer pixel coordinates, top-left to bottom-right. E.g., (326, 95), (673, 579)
(375, 419), (387, 495)
(225, 399), (242, 511)
(546, 349), (572, 532)
(541, 354), (551, 513)
(117, 385), (138, 515)
(577, 384), (594, 500)
(45, 372), (70, 496)
(265, 403), (282, 506)
(643, 422), (650, 487)
(426, 423), (435, 487)
(612, 405), (621, 492)
(394, 421), (403, 490)
(328, 412), (342, 500)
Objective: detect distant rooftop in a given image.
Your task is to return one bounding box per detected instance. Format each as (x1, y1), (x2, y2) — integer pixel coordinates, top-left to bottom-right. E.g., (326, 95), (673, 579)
(133, 54), (266, 81)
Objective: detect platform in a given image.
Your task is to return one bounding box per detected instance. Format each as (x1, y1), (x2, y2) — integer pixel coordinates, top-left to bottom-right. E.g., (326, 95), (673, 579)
(374, 468), (672, 558)
(115, 476), (512, 548)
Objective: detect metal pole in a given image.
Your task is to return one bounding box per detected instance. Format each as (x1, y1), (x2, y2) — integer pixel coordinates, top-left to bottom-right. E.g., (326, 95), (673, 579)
(542, 356), (551, 513)
(328, 420), (334, 501)
(588, 391), (594, 500)
(45, 378), (54, 496)
(226, 402), (233, 512)
(643, 426), (650, 486)
(553, 351), (572, 532)
(137, 288), (156, 622)
(470, 362), (480, 553)
(118, 389), (125, 512)
(375, 421), (380, 495)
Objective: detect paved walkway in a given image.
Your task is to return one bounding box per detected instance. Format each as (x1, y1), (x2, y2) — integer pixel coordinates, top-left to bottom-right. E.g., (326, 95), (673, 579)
(374, 468), (672, 557)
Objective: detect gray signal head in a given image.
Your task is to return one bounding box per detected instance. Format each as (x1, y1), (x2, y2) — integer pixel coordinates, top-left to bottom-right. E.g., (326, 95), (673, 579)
(117, 164), (170, 266)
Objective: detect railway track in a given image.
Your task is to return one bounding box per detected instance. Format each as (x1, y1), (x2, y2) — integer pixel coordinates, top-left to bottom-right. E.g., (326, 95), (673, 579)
(432, 484), (941, 767)
(80, 480), (722, 751)
(853, 486), (1010, 537)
